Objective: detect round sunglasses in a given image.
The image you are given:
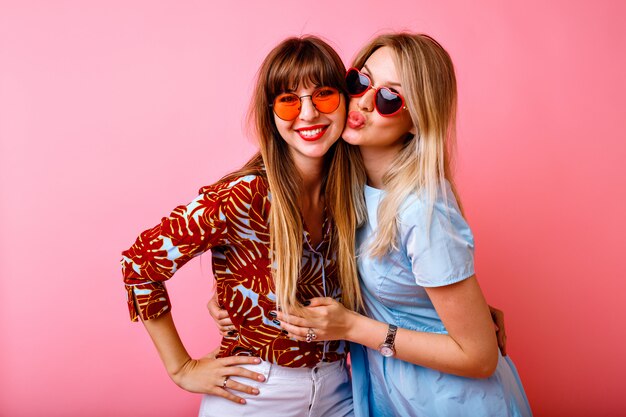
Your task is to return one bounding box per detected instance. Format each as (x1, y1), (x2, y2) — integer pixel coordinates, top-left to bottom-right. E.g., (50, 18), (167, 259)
(346, 67), (406, 117)
(271, 86), (341, 121)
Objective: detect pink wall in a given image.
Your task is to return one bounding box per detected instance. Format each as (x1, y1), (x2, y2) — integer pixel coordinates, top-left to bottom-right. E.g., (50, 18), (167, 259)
(1, 1), (624, 416)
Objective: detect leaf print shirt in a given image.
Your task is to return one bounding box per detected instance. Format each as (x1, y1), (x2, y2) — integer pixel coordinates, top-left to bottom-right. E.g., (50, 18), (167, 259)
(121, 174), (346, 367)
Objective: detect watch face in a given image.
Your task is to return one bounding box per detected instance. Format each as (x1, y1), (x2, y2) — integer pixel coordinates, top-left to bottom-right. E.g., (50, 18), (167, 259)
(379, 345), (394, 357)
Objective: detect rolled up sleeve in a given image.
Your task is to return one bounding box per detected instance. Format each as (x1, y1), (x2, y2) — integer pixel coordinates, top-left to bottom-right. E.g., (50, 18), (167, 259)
(121, 186), (229, 321)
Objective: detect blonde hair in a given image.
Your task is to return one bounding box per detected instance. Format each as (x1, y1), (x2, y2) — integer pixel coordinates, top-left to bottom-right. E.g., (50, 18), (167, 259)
(224, 36), (363, 314)
(353, 33), (462, 257)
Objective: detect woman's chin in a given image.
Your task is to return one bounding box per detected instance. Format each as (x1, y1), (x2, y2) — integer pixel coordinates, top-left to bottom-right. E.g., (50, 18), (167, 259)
(341, 127), (362, 146)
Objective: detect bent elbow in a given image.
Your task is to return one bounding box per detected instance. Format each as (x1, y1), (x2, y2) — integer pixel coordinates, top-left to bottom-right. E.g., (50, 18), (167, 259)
(470, 351), (498, 378)
(475, 359), (498, 378)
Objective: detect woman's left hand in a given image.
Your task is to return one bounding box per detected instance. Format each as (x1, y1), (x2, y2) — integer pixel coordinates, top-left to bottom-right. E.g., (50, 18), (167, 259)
(488, 305), (507, 356)
(275, 297), (356, 342)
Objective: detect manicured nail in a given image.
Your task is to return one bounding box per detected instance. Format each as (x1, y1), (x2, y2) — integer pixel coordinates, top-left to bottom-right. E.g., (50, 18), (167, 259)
(303, 300), (311, 306)
(240, 398), (246, 404)
(227, 330), (236, 336)
(272, 319), (281, 326)
(252, 388), (259, 395)
(269, 311), (277, 318)
(258, 375), (266, 381)
(281, 330), (288, 335)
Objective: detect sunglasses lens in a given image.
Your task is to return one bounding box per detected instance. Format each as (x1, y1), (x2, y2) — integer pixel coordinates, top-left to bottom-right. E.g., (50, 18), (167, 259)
(273, 93), (301, 120)
(346, 69), (370, 96)
(312, 87), (340, 113)
(376, 88), (403, 116)
(273, 87), (341, 120)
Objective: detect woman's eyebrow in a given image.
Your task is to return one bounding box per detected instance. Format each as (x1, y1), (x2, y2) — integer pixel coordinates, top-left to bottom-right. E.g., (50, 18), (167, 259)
(363, 64), (402, 88)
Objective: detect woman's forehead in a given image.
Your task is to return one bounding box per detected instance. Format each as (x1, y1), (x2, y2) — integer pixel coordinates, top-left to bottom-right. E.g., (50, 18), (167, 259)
(274, 71), (336, 94)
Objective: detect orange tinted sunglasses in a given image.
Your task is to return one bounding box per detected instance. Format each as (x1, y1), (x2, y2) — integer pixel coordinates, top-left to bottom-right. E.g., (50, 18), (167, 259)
(271, 86), (341, 121)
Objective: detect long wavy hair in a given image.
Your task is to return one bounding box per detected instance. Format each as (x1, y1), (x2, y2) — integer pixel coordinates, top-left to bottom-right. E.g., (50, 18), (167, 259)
(352, 33), (462, 257)
(222, 36), (364, 313)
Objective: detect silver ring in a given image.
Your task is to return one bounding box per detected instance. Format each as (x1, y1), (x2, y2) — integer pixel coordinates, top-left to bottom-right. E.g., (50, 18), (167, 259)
(306, 328), (317, 343)
(222, 376), (229, 388)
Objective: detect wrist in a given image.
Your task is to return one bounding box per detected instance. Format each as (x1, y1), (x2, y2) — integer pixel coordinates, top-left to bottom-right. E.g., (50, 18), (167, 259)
(377, 324), (398, 357)
(168, 355), (193, 379)
(346, 314), (394, 352)
(344, 310), (367, 343)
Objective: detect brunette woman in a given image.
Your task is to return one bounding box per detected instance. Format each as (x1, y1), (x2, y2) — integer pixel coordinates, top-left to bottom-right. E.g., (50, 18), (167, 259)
(121, 36), (361, 417)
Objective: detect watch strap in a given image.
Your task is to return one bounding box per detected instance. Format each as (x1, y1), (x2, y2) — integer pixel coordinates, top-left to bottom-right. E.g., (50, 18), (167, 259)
(384, 324), (398, 346)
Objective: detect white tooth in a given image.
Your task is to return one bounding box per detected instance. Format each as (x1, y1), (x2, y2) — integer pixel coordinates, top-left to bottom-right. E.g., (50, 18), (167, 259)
(300, 128), (323, 137)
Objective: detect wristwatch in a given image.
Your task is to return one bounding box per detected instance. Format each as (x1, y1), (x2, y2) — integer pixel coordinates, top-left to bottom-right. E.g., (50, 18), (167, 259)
(378, 324), (398, 357)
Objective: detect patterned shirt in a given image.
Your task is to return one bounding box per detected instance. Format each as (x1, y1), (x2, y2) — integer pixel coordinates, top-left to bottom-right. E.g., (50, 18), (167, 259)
(121, 174), (346, 367)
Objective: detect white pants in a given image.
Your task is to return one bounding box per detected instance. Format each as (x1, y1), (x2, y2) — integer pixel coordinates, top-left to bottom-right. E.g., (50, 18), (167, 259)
(198, 359), (354, 417)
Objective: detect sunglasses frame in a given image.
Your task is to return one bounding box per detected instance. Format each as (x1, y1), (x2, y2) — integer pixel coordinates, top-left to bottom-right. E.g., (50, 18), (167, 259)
(270, 86), (341, 121)
(346, 67), (406, 117)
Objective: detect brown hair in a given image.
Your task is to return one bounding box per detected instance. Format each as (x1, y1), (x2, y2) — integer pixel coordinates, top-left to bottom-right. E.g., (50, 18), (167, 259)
(223, 36), (363, 313)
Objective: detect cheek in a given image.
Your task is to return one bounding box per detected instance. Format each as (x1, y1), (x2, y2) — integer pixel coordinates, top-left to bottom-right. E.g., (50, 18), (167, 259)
(273, 117), (291, 141)
(386, 109), (413, 130)
(334, 107), (347, 129)
(373, 114), (414, 142)
(398, 113), (415, 134)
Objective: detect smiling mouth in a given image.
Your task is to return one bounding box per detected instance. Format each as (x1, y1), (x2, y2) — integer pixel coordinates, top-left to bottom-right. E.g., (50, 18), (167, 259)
(296, 125), (328, 141)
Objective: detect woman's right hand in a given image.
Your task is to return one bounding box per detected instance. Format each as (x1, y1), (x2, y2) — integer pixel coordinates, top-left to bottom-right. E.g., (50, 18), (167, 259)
(207, 293), (236, 336)
(171, 354), (266, 404)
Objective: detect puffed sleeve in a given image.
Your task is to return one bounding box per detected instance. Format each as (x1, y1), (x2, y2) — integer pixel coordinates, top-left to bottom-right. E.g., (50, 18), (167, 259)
(402, 185), (475, 287)
(121, 183), (230, 322)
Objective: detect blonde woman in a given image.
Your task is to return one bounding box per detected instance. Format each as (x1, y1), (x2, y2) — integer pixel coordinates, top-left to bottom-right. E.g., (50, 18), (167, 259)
(121, 36), (362, 417)
(275, 33), (533, 416)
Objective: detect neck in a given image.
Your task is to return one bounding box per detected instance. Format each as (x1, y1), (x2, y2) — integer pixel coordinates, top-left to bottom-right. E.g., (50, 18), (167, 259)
(359, 143), (403, 189)
(293, 154), (325, 206)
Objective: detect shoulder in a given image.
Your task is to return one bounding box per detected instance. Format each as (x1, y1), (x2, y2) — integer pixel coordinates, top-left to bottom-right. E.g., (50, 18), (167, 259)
(196, 173), (270, 224)
(399, 181), (463, 229)
(198, 173), (269, 198)
(398, 181), (474, 257)
(401, 181), (475, 286)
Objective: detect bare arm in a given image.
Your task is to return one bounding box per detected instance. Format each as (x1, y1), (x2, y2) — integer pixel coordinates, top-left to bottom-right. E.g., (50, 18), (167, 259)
(140, 311), (265, 404)
(277, 276), (498, 378)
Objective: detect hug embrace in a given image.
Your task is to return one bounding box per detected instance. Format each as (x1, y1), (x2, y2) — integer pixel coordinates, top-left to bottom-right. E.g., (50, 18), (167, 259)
(121, 32), (532, 417)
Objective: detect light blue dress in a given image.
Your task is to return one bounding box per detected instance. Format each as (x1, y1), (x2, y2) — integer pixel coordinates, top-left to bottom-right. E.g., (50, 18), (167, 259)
(350, 184), (532, 417)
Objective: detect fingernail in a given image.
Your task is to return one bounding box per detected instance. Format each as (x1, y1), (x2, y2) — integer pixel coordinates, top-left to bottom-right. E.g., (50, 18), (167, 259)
(281, 330), (288, 335)
(303, 300), (311, 306)
(240, 398), (246, 404)
(227, 330), (236, 336)
(272, 319), (281, 326)
(254, 357), (261, 363)
(252, 388), (259, 395)
(258, 375), (266, 381)
(269, 311), (277, 318)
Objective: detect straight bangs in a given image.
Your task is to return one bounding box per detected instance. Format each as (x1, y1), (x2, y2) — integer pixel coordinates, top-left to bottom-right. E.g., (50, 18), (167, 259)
(244, 35), (363, 313)
(266, 38), (348, 98)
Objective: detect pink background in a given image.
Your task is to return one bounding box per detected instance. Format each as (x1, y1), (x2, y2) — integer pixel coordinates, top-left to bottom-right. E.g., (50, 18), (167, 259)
(1, 1), (625, 416)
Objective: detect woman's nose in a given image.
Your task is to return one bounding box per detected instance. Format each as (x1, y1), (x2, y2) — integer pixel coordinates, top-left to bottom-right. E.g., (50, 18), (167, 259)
(298, 96), (320, 121)
(357, 88), (375, 112)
